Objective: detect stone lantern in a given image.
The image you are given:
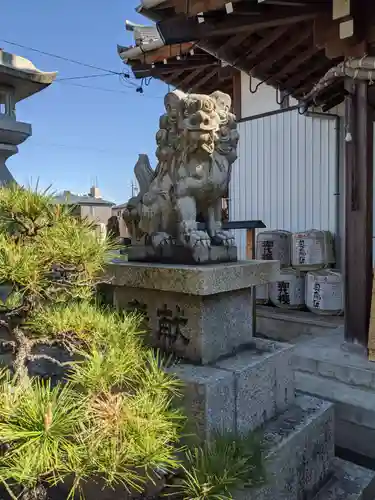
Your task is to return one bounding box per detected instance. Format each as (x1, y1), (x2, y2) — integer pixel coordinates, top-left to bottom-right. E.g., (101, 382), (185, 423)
(0, 50), (57, 184)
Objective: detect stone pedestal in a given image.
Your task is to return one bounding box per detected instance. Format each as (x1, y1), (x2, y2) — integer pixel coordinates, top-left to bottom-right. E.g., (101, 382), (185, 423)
(107, 261), (375, 499)
(111, 260), (279, 364)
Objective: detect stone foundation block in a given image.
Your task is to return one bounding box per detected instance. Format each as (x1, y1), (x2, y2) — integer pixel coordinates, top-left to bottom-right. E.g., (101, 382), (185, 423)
(215, 338), (295, 433)
(114, 286), (253, 364)
(167, 363), (235, 441)
(293, 330), (375, 459)
(312, 458), (375, 500)
(108, 260), (280, 364)
(235, 395), (334, 500)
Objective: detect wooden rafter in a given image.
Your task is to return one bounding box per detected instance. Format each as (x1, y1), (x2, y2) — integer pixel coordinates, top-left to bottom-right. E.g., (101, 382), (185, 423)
(195, 33), (252, 74)
(293, 67), (335, 97)
(163, 69), (186, 84)
(178, 67), (205, 88)
(193, 67), (219, 90)
(204, 6), (326, 37)
(171, 0), (242, 16)
(249, 25), (311, 74)
(156, 5), (326, 42)
(258, 0), (310, 5)
(280, 58), (328, 91)
(132, 0), (337, 99)
(220, 32), (252, 53)
(245, 25), (290, 64)
(267, 44), (320, 84)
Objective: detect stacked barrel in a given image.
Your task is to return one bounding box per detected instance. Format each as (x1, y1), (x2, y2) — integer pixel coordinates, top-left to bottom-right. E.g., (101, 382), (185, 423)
(255, 229), (343, 316)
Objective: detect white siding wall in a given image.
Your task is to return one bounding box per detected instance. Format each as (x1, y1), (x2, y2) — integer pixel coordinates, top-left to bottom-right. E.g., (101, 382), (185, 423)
(229, 108), (339, 261)
(241, 73), (299, 119)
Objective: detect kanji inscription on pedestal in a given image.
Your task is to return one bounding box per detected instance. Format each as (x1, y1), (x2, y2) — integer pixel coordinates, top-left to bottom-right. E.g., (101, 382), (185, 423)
(157, 304), (189, 350)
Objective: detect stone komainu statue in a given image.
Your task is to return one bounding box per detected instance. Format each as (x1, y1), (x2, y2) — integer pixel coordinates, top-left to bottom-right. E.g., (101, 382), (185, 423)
(123, 90), (239, 263)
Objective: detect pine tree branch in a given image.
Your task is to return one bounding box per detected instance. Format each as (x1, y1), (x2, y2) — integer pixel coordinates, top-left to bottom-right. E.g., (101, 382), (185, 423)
(13, 328), (31, 380)
(27, 354), (67, 368)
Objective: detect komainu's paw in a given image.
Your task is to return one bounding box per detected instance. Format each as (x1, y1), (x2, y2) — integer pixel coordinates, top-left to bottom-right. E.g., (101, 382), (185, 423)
(211, 230), (235, 247)
(182, 230), (211, 249)
(151, 232), (173, 248)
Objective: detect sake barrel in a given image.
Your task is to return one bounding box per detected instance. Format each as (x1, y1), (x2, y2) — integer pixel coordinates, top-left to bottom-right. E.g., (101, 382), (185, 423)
(291, 230), (335, 271)
(305, 270), (343, 316)
(256, 230), (292, 268)
(269, 268), (305, 309)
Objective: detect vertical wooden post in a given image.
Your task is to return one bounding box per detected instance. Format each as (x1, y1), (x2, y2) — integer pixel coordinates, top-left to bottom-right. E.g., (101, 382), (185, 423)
(246, 228), (257, 335)
(344, 80), (373, 346)
(246, 229), (255, 259)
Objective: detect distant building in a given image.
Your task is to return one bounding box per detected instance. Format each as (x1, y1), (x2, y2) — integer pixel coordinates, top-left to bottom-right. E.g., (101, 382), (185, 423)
(112, 202), (127, 218)
(112, 202), (131, 238)
(52, 186), (115, 225)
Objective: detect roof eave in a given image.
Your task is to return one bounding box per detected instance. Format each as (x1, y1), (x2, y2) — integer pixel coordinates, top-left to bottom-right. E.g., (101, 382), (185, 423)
(118, 39), (165, 61)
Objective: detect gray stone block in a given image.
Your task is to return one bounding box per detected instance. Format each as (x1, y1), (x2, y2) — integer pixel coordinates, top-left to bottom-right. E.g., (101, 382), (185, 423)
(335, 418), (375, 460)
(312, 458), (375, 500)
(292, 329), (375, 460)
(295, 370), (375, 459)
(234, 395), (334, 500)
(114, 286), (253, 364)
(106, 260), (280, 296)
(167, 362), (235, 442)
(256, 305), (343, 343)
(293, 330), (375, 392)
(215, 338), (295, 433)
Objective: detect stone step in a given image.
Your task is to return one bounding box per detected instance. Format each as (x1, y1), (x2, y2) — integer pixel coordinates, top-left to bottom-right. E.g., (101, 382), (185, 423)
(235, 395), (335, 499)
(169, 338), (296, 441)
(215, 338), (295, 434)
(294, 371), (375, 459)
(312, 458), (375, 500)
(292, 330), (375, 459)
(293, 338), (375, 394)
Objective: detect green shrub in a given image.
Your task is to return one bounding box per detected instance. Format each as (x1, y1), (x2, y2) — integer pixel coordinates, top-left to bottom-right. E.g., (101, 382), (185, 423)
(0, 185), (265, 499)
(0, 185), (183, 499)
(175, 431), (266, 500)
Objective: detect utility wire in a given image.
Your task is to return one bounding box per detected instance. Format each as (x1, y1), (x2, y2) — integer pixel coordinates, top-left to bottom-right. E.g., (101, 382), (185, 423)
(0, 38), (122, 75)
(55, 79), (164, 98)
(56, 80), (134, 94)
(0, 38), (165, 98)
(57, 72), (116, 81)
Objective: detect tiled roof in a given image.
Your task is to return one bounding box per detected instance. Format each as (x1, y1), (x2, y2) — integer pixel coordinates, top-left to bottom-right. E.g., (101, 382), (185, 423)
(52, 193), (115, 207)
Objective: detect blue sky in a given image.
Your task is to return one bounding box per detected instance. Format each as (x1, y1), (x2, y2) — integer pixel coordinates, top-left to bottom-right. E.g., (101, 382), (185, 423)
(1, 0), (168, 203)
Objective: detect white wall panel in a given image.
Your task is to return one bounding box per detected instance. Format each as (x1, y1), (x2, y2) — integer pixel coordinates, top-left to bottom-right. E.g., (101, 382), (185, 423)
(240, 73), (299, 119)
(229, 109), (339, 261)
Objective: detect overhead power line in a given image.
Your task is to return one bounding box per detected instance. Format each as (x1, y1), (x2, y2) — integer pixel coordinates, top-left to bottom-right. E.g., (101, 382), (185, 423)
(55, 79), (164, 98)
(57, 72), (116, 81)
(0, 38), (122, 75)
(0, 38), (166, 98)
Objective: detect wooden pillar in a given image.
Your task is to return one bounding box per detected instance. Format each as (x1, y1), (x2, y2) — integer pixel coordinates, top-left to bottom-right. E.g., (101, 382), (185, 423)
(344, 80), (373, 346)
